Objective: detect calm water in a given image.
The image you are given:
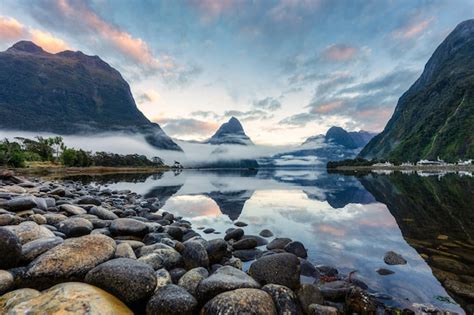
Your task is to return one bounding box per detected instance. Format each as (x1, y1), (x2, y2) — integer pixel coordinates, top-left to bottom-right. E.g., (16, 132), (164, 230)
(65, 169), (474, 313)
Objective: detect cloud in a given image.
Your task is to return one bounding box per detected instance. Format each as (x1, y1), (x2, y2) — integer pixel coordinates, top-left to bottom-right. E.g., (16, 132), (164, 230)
(0, 16), (68, 53)
(310, 100), (344, 114)
(322, 44), (359, 62)
(155, 118), (219, 139)
(392, 17), (434, 40)
(224, 109), (273, 122)
(252, 97), (282, 111)
(191, 111), (220, 120)
(136, 90), (160, 104)
(189, 0), (237, 23)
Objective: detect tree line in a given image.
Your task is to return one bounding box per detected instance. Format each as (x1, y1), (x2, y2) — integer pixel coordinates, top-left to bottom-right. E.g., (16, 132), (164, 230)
(0, 136), (165, 168)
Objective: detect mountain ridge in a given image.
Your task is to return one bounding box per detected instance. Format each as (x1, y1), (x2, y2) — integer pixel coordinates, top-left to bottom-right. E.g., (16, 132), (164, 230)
(207, 117), (253, 145)
(0, 41), (181, 151)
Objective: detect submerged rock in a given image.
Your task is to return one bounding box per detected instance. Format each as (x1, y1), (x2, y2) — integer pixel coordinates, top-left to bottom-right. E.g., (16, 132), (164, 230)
(297, 284), (324, 314)
(202, 288), (277, 315)
(262, 284), (298, 315)
(383, 251), (407, 265)
(260, 229), (274, 237)
(267, 238), (292, 250)
(249, 253), (301, 290)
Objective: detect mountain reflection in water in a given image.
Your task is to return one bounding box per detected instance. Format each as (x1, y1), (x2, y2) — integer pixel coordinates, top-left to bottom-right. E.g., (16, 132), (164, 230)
(62, 169), (473, 313)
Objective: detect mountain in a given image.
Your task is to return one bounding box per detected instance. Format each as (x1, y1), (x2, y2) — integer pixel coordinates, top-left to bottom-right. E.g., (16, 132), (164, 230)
(260, 127), (376, 167)
(208, 117), (253, 145)
(360, 20), (474, 161)
(0, 41), (181, 151)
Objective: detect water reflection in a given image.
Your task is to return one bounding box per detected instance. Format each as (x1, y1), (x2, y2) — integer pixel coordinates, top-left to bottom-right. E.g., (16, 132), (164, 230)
(62, 169), (473, 313)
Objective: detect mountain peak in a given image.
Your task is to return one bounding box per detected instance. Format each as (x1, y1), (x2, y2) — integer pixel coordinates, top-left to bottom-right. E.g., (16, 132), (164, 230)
(208, 117), (253, 145)
(7, 41), (46, 54)
(325, 126), (357, 149)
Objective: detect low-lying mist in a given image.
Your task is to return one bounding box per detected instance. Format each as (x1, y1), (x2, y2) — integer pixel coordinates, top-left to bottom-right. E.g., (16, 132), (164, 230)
(0, 130), (301, 167)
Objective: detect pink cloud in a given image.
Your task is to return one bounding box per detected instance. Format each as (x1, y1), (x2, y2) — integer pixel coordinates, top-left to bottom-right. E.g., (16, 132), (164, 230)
(311, 100), (344, 114)
(392, 17), (434, 40)
(269, 0), (321, 23)
(322, 44), (358, 62)
(0, 16), (69, 53)
(189, 0), (236, 23)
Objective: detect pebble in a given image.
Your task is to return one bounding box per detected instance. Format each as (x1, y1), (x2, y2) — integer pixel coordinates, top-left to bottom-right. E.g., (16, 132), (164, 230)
(383, 251), (407, 265)
(260, 229), (274, 237)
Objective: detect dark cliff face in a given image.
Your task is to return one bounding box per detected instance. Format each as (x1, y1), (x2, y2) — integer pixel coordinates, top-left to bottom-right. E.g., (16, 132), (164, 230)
(208, 117), (253, 145)
(360, 20), (474, 161)
(0, 41), (181, 151)
(325, 127), (358, 149)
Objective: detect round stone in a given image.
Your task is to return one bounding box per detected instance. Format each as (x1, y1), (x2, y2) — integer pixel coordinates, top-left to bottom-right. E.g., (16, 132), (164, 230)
(182, 240), (209, 269)
(20, 237), (64, 262)
(110, 218), (149, 237)
(0, 227), (21, 269)
(0, 288), (41, 313)
(85, 258), (157, 304)
(58, 217), (93, 237)
(267, 238), (292, 250)
(202, 288), (277, 315)
(206, 239), (231, 264)
(0, 270), (14, 295)
(89, 206), (119, 220)
(5, 221), (55, 244)
(249, 253), (301, 290)
(232, 238), (257, 250)
(284, 241), (307, 258)
(146, 284), (197, 315)
(59, 204), (87, 215)
(114, 242), (137, 259)
(224, 228), (244, 241)
(178, 267), (209, 295)
(383, 251), (407, 265)
(9, 282), (132, 314)
(259, 229), (274, 237)
(297, 284), (324, 314)
(262, 284), (298, 315)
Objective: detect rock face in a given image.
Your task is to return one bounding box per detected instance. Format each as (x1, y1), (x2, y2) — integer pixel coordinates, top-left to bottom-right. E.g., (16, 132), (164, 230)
(24, 234), (116, 289)
(360, 19), (474, 161)
(0, 227), (22, 269)
(0, 41), (181, 151)
(249, 253), (301, 290)
(7, 282), (133, 314)
(202, 288), (277, 315)
(208, 117), (253, 145)
(85, 258), (157, 304)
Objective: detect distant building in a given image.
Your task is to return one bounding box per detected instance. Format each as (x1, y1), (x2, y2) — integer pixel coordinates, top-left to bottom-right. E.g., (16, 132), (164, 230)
(458, 159), (472, 166)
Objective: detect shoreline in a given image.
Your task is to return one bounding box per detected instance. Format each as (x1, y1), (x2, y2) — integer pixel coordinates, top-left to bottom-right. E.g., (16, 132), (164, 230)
(0, 172), (449, 314)
(329, 165), (474, 172)
(9, 166), (171, 176)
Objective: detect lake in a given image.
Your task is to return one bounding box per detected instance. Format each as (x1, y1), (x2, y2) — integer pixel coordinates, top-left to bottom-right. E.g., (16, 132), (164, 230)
(63, 169), (474, 314)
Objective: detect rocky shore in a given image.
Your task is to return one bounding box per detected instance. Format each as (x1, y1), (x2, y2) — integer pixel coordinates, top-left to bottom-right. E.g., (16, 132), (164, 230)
(0, 172), (432, 314)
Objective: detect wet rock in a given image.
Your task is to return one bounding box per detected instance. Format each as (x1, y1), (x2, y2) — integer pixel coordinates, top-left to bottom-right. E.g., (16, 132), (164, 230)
(376, 268), (395, 276)
(206, 238), (231, 264)
(383, 251), (407, 265)
(21, 237), (63, 262)
(110, 218), (149, 237)
(233, 248), (262, 262)
(300, 259), (319, 278)
(224, 228), (244, 241)
(85, 258), (157, 304)
(233, 238), (257, 250)
(262, 284), (298, 315)
(242, 234), (268, 246)
(3, 196), (37, 212)
(169, 268), (187, 284)
(430, 255), (471, 274)
(0, 270), (14, 295)
(138, 253), (164, 270)
(197, 266), (260, 300)
(59, 204), (87, 215)
(24, 234), (116, 289)
(178, 267), (209, 295)
(77, 196), (102, 206)
(0, 213), (16, 226)
(317, 265), (338, 277)
(146, 284), (197, 315)
(49, 187), (66, 196)
(308, 304), (338, 315)
(202, 288), (276, 315)
(156, 268), (172, 290)
(249, 253), (301, 290)
(319, 281), (351, 301)
(443, 278), (474, 299)
(267, 237), (292, 250)
(137, 243), (174, 257)
(346, 287), (377, 314)
(89, 206), (119, 220)
(143, 232), (170, 245)
(9, 282), (132, 314)
(153, 248), (183, 269)
(30, 213), (47, 225)
(165, 226), (183, 241)
(115, 242), (137, 259)
(260, 229), (274, 237)
(0, 227), (21, 269)
(44, 213), (68, 226)
(285, 241), (307, 258)
(234, 221), (248, 227)
(58, 217), (93, 237)
(0, 288), (41, 313)
(297, 284), (324, 314)
(182, 240), (209, 269)
(203, 228), (215, 234)
(6, 221), (55, 245)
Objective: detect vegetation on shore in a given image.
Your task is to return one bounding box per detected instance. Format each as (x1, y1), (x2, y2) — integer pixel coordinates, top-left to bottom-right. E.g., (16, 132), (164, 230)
(0, 136), (166, 169)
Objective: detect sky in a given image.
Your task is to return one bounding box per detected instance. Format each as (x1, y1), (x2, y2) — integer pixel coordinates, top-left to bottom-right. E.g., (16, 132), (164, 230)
(1, 0), (473, 145)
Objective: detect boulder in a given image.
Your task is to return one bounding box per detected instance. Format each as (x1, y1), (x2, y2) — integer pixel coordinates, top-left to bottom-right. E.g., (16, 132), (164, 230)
(197, 266), (260, 300)
(202, 288), (277, 315)
(233, 248), (262, 262)
(9, 282), (132, 314)
(0, 270), (14, 295)
(0, 227), (22, 269)
(260, 229), (274, 237)
(5, 221), (55, 244)
(85, 258), (157, 304)
(77, 196), (102, 206)
(3, 196), (37, 212)
(115, 242), (137, 259)
(89, 206), (119, 220)
(249, 253), (300, 290)
(232, 238), (257, 250)
(178, 267), (209, 295)
(224, 228), (244, 241)
(182, 240), (209, 269)
(206, 239), (231, 264)
(308, 304), (338, 315)
(241, 234), (268, 246)
(262, 284), (298, 315)
(110, 218), (149, 237)
(297, 284), (324, 314)
(267, 238), (292, 250)
(155, 268), (172, 290)
(146, 284), (197, 315)
(284, 241), (307, 258)
(21, 237), (63, 262)
(59, 204), (87, 215)
(0, 288), (41, 313)
(58, 217), (93, 237)
(24, 234), (116, 289)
